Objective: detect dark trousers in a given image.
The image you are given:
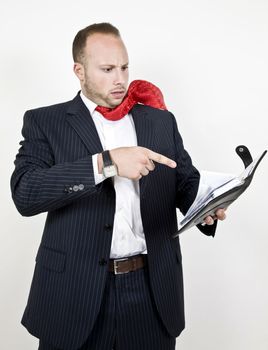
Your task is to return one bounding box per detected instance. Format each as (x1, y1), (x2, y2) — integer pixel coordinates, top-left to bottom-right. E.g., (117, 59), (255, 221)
(39, 265), (176, 350)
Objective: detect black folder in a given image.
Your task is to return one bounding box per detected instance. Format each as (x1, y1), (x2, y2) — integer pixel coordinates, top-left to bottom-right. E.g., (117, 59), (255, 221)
(173, 145), (267, 236)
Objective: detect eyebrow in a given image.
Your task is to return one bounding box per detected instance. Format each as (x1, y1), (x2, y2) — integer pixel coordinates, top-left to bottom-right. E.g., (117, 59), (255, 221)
(99, 63), (129, 67)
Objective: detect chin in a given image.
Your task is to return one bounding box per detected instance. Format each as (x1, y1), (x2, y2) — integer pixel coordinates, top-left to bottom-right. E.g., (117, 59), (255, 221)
(110, 100), (123, 108)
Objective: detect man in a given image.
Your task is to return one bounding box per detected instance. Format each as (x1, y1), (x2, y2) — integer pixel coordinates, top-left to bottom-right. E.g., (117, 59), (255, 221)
(11, 23), (226, 350)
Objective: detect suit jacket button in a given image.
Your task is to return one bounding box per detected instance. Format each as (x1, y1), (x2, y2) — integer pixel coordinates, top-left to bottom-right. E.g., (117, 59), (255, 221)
(78, 184), (84, 191)
(64, 186), (73, 193)
(73, 185), (79, 192)
(104, 223), (113, 231)
(99, 258), (107, 266)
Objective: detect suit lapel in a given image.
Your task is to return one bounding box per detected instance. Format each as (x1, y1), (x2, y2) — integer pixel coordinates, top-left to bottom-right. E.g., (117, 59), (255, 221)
(66, 93), (103, 155)
(131, 105), (155, 198)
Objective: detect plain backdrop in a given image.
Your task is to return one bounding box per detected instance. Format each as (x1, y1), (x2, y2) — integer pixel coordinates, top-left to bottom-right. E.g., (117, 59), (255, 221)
(0, 1), (267, 349)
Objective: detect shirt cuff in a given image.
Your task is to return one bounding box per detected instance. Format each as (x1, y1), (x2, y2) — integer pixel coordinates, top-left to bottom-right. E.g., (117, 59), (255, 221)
(92, 154), (105, 185)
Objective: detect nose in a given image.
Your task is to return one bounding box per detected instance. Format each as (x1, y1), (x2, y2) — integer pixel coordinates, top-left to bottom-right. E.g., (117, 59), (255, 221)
(113, 68), (126, 85)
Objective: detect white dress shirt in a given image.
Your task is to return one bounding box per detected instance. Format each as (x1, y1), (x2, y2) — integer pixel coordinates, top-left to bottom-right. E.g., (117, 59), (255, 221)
(80, 92), (147, 258)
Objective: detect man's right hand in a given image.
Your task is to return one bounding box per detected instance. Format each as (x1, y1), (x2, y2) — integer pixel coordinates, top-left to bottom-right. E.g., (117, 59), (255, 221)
(98, 146), (177, 180)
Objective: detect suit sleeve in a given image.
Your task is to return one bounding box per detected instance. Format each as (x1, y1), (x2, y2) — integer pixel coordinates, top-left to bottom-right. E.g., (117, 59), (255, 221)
(170, 113), (217, 237)
(10, 110), (101, 217)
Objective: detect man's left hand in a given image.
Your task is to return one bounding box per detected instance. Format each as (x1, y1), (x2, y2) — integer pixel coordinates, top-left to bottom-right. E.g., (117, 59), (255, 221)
(204, 208), (226, 225)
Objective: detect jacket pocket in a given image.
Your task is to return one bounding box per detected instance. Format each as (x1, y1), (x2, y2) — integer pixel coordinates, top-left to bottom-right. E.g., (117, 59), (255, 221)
(35, 245), (66, 272)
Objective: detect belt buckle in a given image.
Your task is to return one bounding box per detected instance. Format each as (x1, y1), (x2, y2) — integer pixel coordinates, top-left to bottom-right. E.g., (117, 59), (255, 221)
(113, 257), (129, 275)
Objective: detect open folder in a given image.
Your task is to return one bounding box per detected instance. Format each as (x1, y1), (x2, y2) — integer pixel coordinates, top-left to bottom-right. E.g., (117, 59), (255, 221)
(173, 145), (267, 236)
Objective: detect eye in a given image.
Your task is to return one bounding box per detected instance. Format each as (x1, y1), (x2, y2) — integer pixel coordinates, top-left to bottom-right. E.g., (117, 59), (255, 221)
(122, 66), (128, 71)
(102, 67), (113, 73)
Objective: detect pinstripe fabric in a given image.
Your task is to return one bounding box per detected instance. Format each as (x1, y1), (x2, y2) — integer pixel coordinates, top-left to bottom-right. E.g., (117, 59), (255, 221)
(11, 93), (216, 349)
(39, 266), (175, 350)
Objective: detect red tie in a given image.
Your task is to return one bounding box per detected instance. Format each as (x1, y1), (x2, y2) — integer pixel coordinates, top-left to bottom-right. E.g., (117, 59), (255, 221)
(95, 80), (167, 121)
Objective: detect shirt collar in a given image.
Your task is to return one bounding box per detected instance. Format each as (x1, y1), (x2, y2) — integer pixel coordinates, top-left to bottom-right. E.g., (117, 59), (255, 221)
(80, 91), (97, 116)
(80, 91), (131, 123)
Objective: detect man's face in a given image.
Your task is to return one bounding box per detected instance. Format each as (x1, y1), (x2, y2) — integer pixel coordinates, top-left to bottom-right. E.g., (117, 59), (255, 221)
(74, 33), (129, 108)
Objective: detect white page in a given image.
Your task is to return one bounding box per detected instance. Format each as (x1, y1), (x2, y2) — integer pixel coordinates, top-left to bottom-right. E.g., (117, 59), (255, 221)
(180, 151), (265, 227)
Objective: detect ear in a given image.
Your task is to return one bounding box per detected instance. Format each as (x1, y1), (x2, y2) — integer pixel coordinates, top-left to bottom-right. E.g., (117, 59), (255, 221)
(73, 63), (85, 81)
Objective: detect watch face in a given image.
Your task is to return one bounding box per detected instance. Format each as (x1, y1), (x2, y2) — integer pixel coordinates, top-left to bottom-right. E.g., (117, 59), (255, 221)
(103, 165), (118, 178)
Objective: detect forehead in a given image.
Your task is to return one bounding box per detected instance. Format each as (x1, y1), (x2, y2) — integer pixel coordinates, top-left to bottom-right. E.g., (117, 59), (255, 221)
(84, 33), (128, 64)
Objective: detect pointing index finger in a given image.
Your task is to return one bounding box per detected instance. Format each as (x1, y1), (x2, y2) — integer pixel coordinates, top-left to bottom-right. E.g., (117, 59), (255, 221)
(147, 150), (177, 168)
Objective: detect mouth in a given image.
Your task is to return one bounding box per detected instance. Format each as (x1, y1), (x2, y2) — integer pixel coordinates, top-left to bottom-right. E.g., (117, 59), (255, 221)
(110, 90), (126, 99)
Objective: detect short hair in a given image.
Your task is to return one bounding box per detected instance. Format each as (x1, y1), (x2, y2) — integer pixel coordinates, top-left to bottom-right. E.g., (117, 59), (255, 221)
(72, 23), (121, 63)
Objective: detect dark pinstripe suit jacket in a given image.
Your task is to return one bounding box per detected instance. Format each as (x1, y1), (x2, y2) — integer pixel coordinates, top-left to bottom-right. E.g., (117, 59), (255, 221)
(11, 93), (215, 349)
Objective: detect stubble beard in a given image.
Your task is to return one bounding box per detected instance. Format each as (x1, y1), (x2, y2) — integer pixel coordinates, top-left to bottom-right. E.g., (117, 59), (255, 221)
(83, 79), (124, 108)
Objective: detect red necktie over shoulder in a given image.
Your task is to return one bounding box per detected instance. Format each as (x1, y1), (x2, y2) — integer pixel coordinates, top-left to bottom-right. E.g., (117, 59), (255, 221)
(95, 80), (167, 121)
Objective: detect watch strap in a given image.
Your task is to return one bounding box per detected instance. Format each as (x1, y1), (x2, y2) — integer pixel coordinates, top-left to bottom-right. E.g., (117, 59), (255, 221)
(102, 150), (113, 167)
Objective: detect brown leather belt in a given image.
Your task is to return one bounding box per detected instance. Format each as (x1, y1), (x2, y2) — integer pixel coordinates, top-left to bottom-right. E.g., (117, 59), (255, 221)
(108, 254), (146, 275)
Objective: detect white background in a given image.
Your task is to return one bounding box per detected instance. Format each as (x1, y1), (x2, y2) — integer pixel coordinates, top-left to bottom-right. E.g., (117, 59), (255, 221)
(0, 0), (267, 349)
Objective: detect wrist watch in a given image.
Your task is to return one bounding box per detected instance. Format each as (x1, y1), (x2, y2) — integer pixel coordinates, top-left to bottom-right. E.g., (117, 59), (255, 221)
(102, 150), (118, 178)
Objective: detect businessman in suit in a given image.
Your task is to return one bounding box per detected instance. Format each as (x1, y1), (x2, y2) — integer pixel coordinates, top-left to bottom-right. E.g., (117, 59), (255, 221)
(11, 23), (226, 350)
